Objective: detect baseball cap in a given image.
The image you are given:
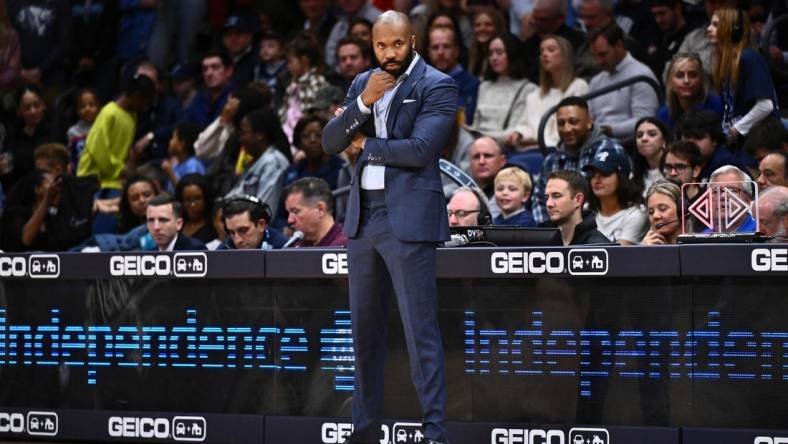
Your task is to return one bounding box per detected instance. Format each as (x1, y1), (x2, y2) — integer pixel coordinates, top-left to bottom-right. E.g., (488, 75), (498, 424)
(223, 14), (255, 33)
(170, 63), (195, 82)
(582, 149), (631, 177)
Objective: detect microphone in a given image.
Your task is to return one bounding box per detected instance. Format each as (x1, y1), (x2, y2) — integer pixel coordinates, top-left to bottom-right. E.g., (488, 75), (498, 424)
(655, 213), (692, 229)
(283, 231), (304, 248)
(655, 218), (680, 229)
(443, 233), (469, 247)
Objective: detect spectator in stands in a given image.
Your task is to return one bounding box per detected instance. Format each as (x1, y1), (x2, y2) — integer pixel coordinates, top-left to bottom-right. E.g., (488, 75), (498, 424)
(222, 14), (258, 88)
(531, 96), (627, 224)
(742, 117), (788, 162)
(183, 50), (235, 130)
(334, 36), (373, 93)
(194, 85), (268, 162)
(1, 170), (60, 251)
(162, 121), (205, 192)
(587, 24), (658, 145)
(469, 137), (508, 218)
(77, 74), (155, 204)
(115, 0), (157, 64)
(676, 0), (736, 79)
(708, 8), (780, 145)
(641, 179), (682, 245)
(583, 148), (648, 244)
(170, 63), (198, 112)
(675, 110), (741, 183)
(542, 170), (610, 245)
(69, 0), (119, 96)
(145, 194), (206, 251)
(632, 117), (669, 197)
(145, 0), (205, 69)
(283, 115), (346, 190)
(348, 18), (374, 45)
(175, 173), (217, 245)
(705, 165), (757, 232)
(647, 0), (692, 78)
(299, 0), (336, 44)
(493, 166), (535, 227)
(283, 177), (348, 247)
(506, 35), (589, 149)
(427, 26), (478, 125)
(757, 186), (788, 238)
(657, 53), (722, 129)
(206, 199), (226, 250)
(1, 85), (55, 189)
(132, 61), (181, 162)
(279, 32), (330, 142)
(577, 0), (630, 33)
(661, 140), (704, 204)
(218, 195), (287, 249)
(0, 1), (21, 91)
(8, 0), (70, 90)
(469, 34), (535, 145)
(118, 176), (159, 234)
(324, 0), (382, 67)
(33, 143), (71, 177)
(520, 0), (585, 83)
(226, 108), (291, 220)
(757, 152), (787, 191)
(254, 31), (287, 102)
(66, 88), (101, 170)
(447, 187), (487, 227)
(411, 0), (473, 54)
(468, 7), (507, 77)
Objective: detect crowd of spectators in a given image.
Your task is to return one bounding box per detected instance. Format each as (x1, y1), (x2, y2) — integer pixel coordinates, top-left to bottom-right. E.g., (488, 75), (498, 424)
(0, 0), (786, 253)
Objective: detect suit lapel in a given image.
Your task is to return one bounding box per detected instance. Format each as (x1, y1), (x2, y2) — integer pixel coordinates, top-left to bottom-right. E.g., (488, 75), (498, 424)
(386, 57), (426, 137)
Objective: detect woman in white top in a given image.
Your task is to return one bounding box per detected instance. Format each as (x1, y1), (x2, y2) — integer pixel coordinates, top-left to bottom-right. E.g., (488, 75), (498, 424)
(632, 117), (669, 197)
(505, 35), (588, 149)
(582, 148), (648, 245)
(469, 33), (535, 145)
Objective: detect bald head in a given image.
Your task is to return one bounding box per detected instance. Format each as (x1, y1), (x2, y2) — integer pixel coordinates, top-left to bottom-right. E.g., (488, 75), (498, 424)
(371, 10), (416, 76)
(373, 10), (412, 35)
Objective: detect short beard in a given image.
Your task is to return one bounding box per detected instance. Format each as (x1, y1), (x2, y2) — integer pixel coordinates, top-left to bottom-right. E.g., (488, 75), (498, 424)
(382, 47), (415, 77)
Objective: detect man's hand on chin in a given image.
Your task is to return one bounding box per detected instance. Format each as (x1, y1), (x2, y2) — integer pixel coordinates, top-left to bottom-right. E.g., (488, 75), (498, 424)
(351, 133), (366, 151)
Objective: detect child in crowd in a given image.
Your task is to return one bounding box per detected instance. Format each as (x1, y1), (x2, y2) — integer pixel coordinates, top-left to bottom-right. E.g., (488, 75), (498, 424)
(254, 31), (287, 104)
(493, 166), (535, 227)
(162, 121), (205, 193)
(67, 88), (101, 170)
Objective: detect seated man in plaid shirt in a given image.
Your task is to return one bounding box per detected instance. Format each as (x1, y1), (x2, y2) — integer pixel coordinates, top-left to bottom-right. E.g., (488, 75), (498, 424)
(531, 96), (629, 224)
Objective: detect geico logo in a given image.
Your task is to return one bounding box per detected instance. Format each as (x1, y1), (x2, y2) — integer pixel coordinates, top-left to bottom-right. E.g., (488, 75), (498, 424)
(491, 252), (564, 274)
(751, 248), (788, 272)
(0, 412), (25, 433)
(491, 429), (565, 444)
(755, 438), (788, 444)
(322, 253), (348, 275)
(110, 255), (171, 276)
(107, 416), (169, 439)
(321, 422), (353, 443)
(0, 257), (26, 277)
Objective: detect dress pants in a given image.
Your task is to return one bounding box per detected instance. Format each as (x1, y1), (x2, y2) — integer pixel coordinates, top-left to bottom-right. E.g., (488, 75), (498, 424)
(348, 190), (448, 443)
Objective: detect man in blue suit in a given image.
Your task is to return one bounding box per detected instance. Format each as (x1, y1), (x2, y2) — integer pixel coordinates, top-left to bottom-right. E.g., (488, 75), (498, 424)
(322, 11), (458, 444)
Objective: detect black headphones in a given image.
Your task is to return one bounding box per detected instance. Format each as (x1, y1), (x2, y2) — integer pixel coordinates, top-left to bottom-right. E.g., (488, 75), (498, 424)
(731, 9), (744, 43)
(466, 187), (493, 226)
(221, 194), (272, 224)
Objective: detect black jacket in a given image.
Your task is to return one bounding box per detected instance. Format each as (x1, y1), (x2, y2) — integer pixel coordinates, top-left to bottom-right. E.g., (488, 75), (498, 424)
(570, 213), (611, 245)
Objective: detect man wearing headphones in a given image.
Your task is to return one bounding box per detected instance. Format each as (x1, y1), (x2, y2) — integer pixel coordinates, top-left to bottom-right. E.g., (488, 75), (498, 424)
(447, 187), (490, 226)
(217, 195), (288, 250)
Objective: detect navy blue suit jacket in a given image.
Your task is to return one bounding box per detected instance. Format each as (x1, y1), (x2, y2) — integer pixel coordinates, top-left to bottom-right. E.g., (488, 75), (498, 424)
(322, 57), (458, 242)
(172, 234), (207, 251)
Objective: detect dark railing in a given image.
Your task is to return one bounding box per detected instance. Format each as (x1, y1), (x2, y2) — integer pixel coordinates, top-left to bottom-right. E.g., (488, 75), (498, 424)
(536, 75), (665, 154)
